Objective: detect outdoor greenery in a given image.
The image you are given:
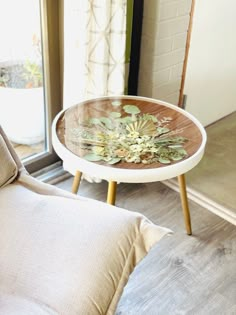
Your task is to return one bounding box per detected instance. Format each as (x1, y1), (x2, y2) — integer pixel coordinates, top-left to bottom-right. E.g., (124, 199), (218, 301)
(0, 34), (43, 88)
(71, 101), (189, 166)
(0, 62), (42, 88)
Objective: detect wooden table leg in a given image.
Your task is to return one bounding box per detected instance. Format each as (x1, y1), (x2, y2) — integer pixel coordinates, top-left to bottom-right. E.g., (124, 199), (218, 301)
(178, 174), (192, 235)
(107, 181), (117, 205)
(72, 170), (82, 194)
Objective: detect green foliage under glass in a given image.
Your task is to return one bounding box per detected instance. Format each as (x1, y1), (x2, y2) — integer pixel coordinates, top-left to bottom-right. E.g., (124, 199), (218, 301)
(71, 102), (188, 165)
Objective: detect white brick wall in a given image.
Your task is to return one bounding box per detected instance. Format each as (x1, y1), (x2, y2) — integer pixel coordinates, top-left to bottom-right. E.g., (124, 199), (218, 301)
(138, 0), (192, 105)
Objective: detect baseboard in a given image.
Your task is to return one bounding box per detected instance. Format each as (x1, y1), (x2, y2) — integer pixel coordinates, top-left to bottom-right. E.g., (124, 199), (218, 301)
(163, 178), (236, 226)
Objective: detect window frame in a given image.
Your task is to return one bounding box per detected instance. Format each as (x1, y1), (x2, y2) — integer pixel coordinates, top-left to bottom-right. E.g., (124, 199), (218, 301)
(24, 0), (63, 173)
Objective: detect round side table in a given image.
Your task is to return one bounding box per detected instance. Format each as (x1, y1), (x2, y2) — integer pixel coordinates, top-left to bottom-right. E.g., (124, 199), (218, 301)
(52, 96), (206, 235)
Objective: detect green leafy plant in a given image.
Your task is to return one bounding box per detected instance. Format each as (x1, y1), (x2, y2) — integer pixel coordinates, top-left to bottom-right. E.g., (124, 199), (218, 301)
(0, 34), (43, 88)
(71, 102), (189, 165)
(0, 61), (43, 89)
(22, 60), (43, 88)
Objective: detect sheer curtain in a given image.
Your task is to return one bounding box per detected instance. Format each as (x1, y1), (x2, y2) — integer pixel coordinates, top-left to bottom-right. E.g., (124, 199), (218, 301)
(63, 0), (129, 109)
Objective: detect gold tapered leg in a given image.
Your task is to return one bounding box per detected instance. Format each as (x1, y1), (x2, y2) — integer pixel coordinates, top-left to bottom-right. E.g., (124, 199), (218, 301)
(178, 174), (192, 235)
(72, 170), (82, 194)
(107, 181), (117, 205)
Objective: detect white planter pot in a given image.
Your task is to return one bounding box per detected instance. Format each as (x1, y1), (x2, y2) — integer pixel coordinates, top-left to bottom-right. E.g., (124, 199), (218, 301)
(0, 87), (44, 145)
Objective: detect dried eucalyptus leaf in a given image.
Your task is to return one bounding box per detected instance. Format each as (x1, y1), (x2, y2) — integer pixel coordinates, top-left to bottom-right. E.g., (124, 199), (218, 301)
(171, 155), (183, 161)
(110, 112), (121, 118)
(89, 118), (102, 125)
(176, 148), (187, 155)
(158, 157), (171, 164)
(83, 153), (103, 162)
(123, 105), (141, 115)
(99, 117), (113, 129)
(107, 157), (121, 164)
(111, 100), (122, 107)
(118, 116), (133, 124)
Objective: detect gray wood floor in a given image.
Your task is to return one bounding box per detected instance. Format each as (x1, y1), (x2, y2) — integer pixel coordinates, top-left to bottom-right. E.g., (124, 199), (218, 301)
(56, 178), (236, 315)
(186, 111), (236, 213)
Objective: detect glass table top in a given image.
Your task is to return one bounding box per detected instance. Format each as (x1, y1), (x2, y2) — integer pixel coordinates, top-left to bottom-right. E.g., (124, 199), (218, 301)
(56, 96), (203, 170)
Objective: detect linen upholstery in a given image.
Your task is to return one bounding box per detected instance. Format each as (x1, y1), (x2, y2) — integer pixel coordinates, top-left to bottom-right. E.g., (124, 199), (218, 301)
(0, 134), (18, 188)
(0, 294), (58, 315)
(0, 125), (23, 170)
(0, 127), (171, 315)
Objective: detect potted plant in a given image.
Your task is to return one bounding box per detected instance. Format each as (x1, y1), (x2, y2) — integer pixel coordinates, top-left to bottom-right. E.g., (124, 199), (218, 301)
(0, 35), (44, 145)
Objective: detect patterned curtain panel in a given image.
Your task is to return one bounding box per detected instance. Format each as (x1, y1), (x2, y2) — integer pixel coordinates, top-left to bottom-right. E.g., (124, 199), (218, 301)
(63, 0), (132, 109)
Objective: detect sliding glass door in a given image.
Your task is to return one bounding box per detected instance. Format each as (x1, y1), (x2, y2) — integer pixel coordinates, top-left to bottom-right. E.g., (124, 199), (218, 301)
(0, 0), (62, 173)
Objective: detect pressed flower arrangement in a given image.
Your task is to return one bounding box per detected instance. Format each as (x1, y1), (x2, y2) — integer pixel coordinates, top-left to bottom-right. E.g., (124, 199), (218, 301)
(71, 101), (189, 165)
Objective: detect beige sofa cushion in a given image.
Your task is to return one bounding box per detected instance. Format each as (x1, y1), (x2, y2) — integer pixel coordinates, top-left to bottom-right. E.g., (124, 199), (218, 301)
(0, 175), (171, 315)
(0, 134), (18, 188)
(0, 294), (57, 315)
